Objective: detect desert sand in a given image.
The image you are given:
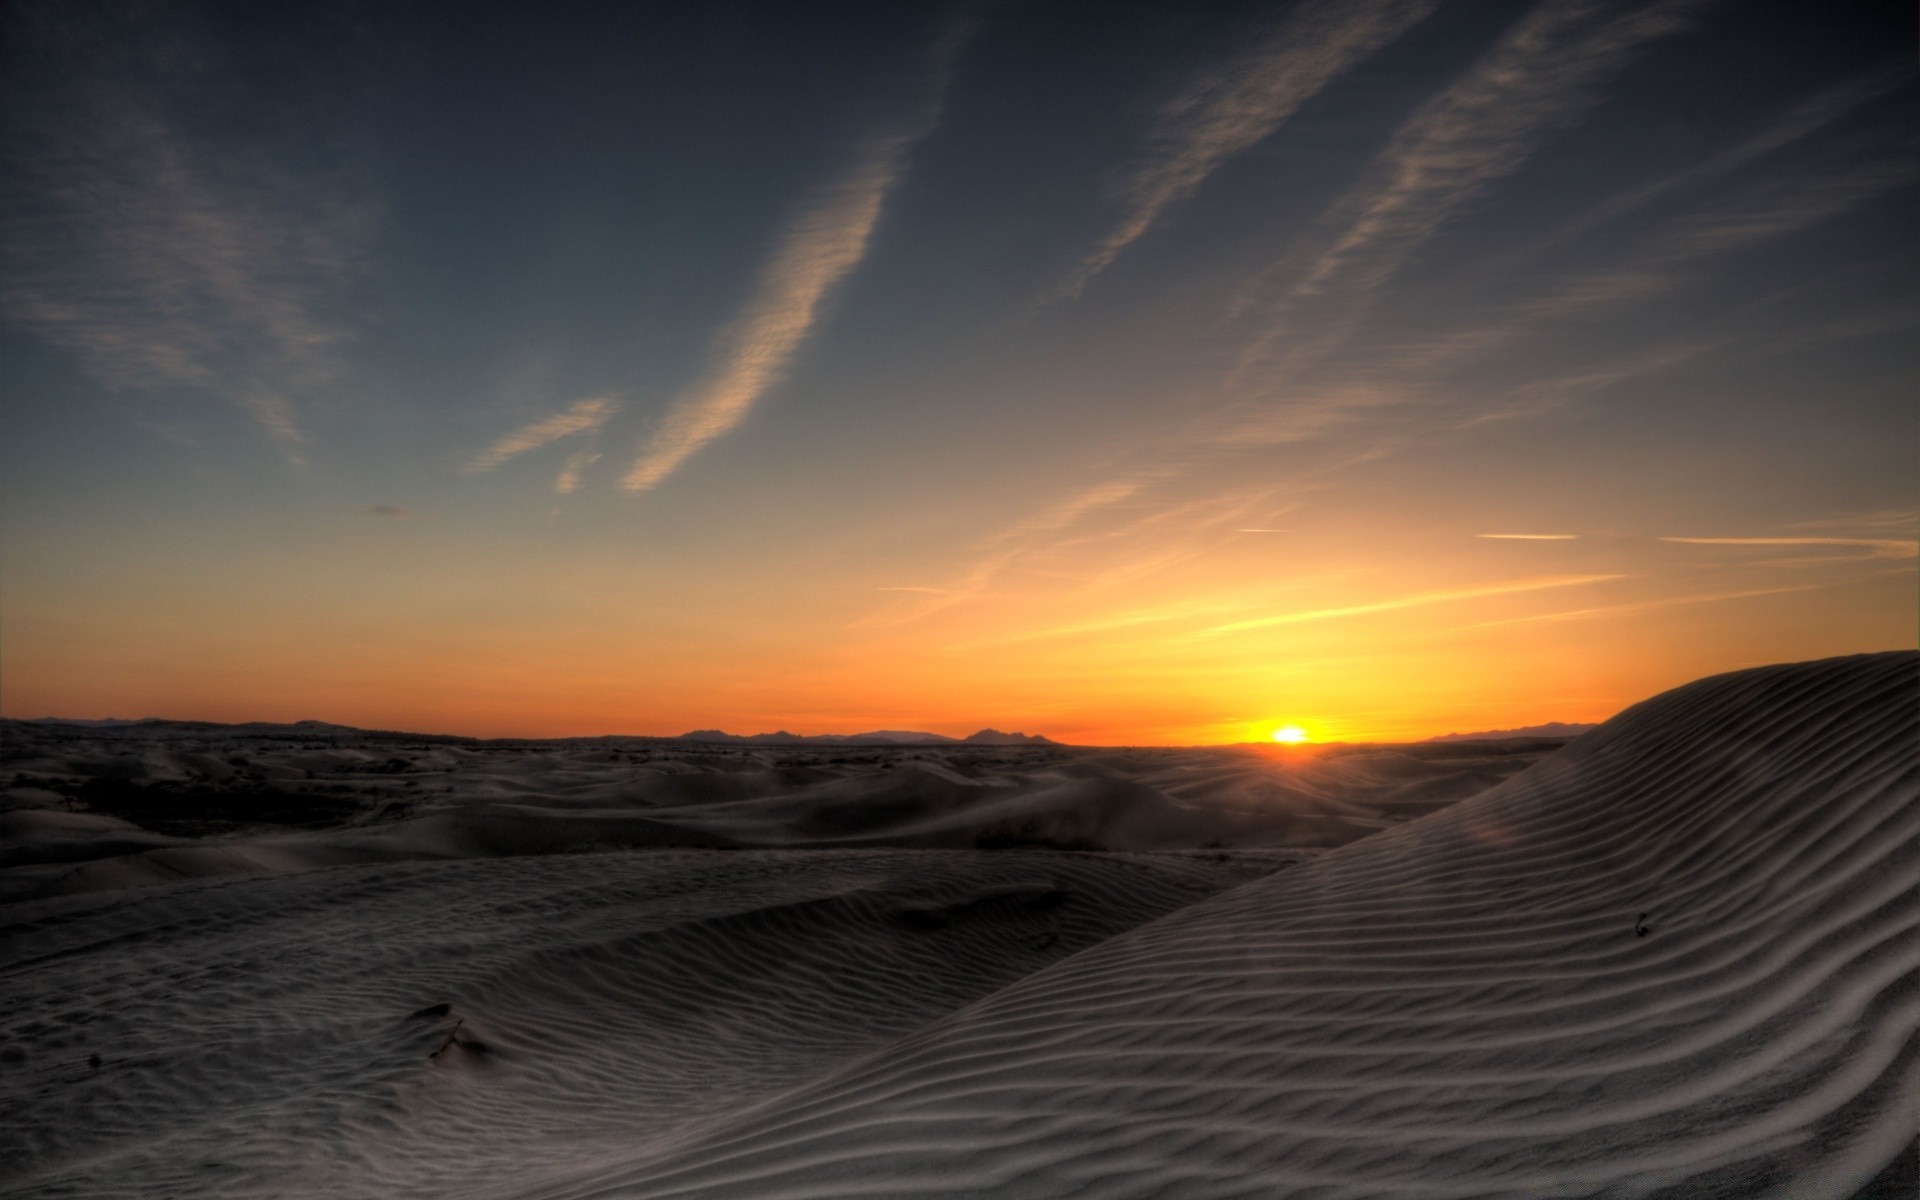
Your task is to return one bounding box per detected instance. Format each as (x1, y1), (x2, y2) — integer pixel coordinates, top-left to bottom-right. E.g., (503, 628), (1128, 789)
(3, 652), (1913, 1197)
(0, 727), (1554, 904)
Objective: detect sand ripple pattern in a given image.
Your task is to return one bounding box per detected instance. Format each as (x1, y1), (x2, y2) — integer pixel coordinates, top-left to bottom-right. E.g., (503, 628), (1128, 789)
(0, 849), (1278, 1198)
(535, 651), (1920, 1199)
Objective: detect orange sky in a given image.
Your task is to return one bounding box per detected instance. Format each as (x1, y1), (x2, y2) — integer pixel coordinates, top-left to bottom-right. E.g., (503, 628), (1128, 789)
(2, 2), (1914, 745)
(5, 506), (1911, 743)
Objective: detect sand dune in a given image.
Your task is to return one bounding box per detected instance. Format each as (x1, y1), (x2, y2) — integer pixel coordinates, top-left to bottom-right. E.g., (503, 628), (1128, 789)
(0, 850), (1280, 1198)
(1, 727), (1556, 901)
(4, 653), (1909, 1197)
(514, 651), (1919, 1198)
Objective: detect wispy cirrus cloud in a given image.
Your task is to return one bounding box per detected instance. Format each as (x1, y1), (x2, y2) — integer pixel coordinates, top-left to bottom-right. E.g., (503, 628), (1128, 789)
(623, 32), (964, 493)
(552, 450), (601, 495)
(1483, 61), (1911, 271)
(864, 471), (1285, 628)
(1062, 0), (1437, 298)
(1781, 510), (1918, 534)
(1237, 0), (1704, 354)
(2, 16), (374, 462)
(1466, 584), (1820, 628)
(856, 468), (1173, 626)
(1512, 140), (1920, 331)
(1180, 0), (1717, 463)
(1660, 536), (1918, 562)
(963, 596), (1260, 648)
(1189, 573), (1623, 638)
(1212, 120), (1917, 453)
(620, 142), (912, 492)
(466, 396), (619, 473)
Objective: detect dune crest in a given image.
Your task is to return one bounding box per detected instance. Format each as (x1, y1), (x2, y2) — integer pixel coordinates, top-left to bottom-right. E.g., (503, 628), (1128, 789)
(525, 651), (1919, 1198)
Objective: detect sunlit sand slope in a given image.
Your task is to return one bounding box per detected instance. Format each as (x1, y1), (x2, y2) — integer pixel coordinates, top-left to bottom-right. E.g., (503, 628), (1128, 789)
(535, 651), (1919, 1199)
(0, 849), (1276, 1198)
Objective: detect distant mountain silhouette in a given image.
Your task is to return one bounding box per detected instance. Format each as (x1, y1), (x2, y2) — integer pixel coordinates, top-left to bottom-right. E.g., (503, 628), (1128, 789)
(678, 728), (1058, 746)
(22, 717), (360, 734)
(22, 717), (148, 728)
(1426, 721), (1597, 743)
(14, 717), (1060, 747)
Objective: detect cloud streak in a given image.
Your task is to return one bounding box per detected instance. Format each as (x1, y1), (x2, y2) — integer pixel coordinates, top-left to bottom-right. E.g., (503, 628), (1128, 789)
(553, 450), (601, 495)
(623, 36), (962, 493)
(1482, 61), (1911, 271)
(1190, 573), (1623, 638)
(622, 138), (915, 492)
(467, 397), (619, 473)
(1660, 536), (1918, 561)
(1063, 0), (1436, 297)
(1467, 584), (1821, 628)
(1236, 0), (1704, 362)
(2, 16), (374, 460)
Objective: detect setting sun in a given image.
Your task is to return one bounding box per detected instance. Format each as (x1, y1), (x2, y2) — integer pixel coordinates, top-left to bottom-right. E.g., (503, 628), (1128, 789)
(1271, 725), (1310, 745)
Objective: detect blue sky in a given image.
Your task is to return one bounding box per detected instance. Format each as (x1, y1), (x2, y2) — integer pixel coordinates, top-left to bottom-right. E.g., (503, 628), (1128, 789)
(2, 0), (1913, 741)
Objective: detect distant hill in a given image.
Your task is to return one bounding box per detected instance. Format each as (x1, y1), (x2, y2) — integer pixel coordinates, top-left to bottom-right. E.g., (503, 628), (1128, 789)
(678, 728), (1058, 746)
(10, 717), (1060, 747)
(22, 717), (148, 728)
(19, 717), (362, 734)
(1427, 721), (1597, 743)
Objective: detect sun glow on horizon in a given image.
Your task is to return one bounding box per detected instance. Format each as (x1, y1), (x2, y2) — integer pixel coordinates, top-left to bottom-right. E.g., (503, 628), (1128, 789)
(1271, 724), (1310, 744)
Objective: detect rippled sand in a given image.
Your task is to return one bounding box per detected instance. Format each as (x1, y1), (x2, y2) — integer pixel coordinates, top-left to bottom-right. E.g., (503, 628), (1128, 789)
(525, 652), (1920, 1199)
(0, 727), (1555, 901)
(4, 653), (1913, 1197)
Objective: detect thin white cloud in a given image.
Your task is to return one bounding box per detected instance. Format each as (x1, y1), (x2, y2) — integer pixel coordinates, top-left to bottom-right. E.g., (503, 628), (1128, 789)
(1063, 0), (1437, 297)
(622, 138), (911, 492)
(2, 19), (373, 460)
(1781, 510), (1918, 534)
(623, 35), (963, 493)
(965, 597), (1259, 647)
(1190, 573), (1623, 638)
(1382, 124), (1919, 386)
(1660, 536), (1917, 560)
(1484, 62), (1911, 271)
(1659, 152), (1919, 266)
(466, 397), (619, 473)
(1478, 533), (1579, 540)
(240, 393), (308, 461)
(1515, 146), (1920, 331)
(1215, 130), (1917, 451)
(553, 450), (600, 495)
(1006, 476), (1157, 542)
(858, 470), (1175, 626)
(1236, 0), (1703, 355)
(1467, 584), (1821, 628)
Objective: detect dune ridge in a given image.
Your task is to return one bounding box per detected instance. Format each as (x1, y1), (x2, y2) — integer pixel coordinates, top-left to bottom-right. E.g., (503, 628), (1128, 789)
(521, 651), (1919, 1198)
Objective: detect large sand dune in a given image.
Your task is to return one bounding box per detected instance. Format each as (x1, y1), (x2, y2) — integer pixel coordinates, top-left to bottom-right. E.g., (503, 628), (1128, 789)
(515, 651), (1918, 1198)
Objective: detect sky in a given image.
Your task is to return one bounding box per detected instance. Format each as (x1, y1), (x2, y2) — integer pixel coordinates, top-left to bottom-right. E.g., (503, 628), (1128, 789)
(1, 0), (1914, 745)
